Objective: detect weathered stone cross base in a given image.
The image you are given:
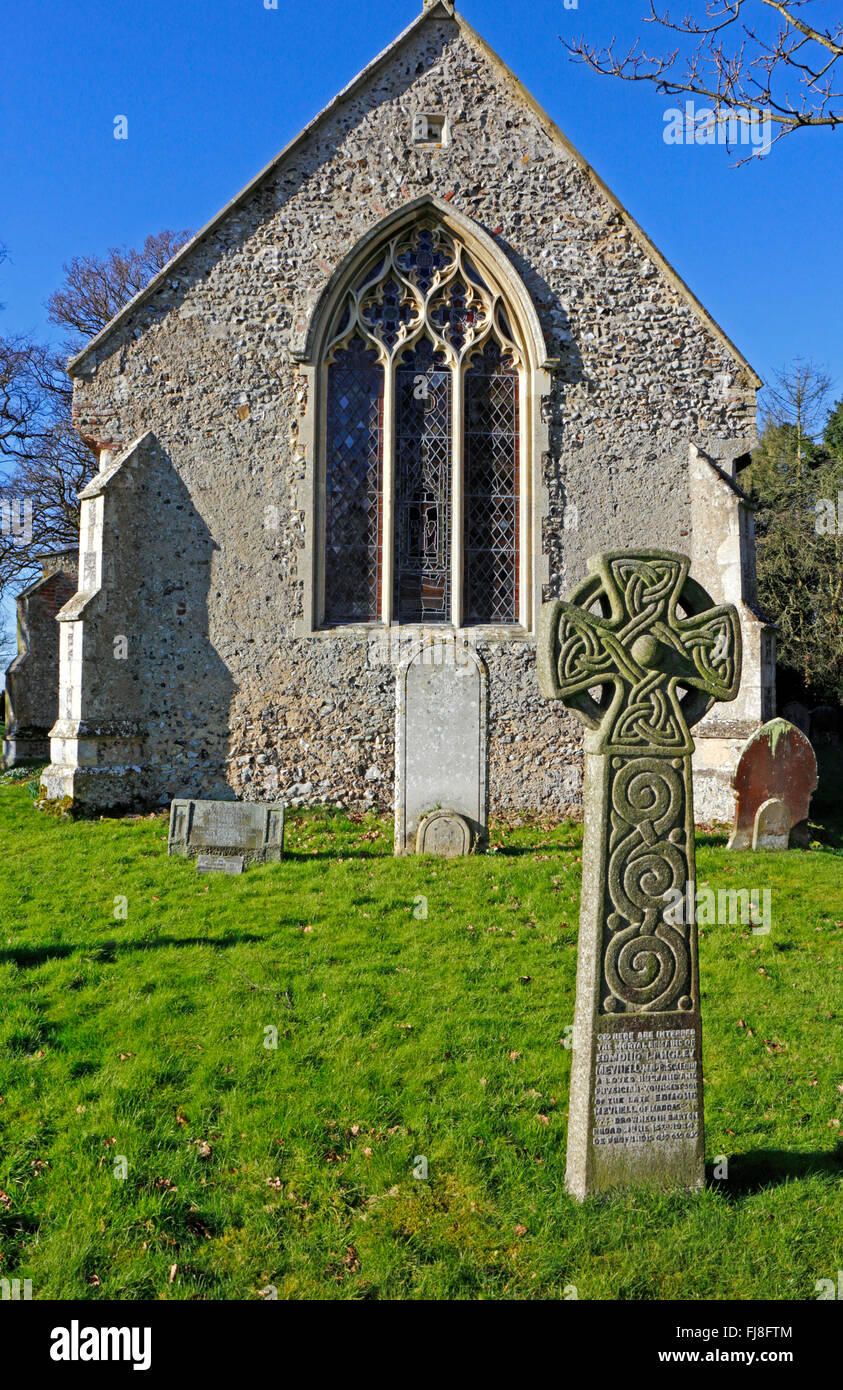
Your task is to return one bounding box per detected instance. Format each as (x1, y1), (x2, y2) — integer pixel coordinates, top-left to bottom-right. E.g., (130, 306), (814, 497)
(566, 751), (704, 1199)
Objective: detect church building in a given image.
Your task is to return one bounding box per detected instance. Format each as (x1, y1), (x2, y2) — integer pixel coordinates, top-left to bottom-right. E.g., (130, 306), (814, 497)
(41, 0), (775, 827)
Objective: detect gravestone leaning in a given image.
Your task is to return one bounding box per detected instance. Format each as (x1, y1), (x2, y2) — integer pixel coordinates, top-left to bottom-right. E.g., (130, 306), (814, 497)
(394, 636), (488, 855)
(538, 550), (741, 1199)
(727, 718), (817, 850)
(168, 798), (285, 870)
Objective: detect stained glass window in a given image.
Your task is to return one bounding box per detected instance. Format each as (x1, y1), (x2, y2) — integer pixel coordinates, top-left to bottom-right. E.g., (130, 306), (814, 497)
(465, 340), (519, 624)
(324, 336), (383, 622)
(322, 221), (524, 628)
(395, 340), (452, 623)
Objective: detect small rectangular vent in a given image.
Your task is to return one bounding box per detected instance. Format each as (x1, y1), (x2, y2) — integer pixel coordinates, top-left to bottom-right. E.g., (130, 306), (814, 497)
(411, 112), (450, 147)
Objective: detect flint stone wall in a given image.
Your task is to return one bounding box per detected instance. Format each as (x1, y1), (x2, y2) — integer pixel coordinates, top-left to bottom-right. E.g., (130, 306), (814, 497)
(48, 13), (757, 815)
(3, 553), (79, 766)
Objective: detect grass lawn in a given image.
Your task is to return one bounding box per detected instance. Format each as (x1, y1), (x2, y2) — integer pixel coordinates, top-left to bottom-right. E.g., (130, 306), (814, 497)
(0, 753), (841, 1301)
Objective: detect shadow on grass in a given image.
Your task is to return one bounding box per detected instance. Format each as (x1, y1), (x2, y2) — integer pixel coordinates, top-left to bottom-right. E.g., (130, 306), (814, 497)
(491, 844), (581, 857)
(0, 934), (264, 970)
(708, 1145), (843, 1196)
(282, 849), (388, 862)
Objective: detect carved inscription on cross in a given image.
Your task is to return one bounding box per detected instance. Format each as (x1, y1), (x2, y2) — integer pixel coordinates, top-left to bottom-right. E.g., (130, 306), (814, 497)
(538, 551), (741, 1198)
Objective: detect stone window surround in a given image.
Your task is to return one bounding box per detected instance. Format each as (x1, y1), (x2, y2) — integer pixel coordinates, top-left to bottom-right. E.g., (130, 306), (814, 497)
(293, 195), (555, 643)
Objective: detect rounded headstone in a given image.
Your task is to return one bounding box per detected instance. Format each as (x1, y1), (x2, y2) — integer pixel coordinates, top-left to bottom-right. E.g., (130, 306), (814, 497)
(416, 809), (472, 857)
(751, 797), (791, 850)
(781, 701), (811, 736)
(727, 718), (817, 850)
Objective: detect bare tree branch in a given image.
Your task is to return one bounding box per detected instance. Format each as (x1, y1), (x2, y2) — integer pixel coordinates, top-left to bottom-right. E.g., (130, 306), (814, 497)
(566, 0), (843, 157)
(0, 228), (193, 609)
(47, 228), (193, 352)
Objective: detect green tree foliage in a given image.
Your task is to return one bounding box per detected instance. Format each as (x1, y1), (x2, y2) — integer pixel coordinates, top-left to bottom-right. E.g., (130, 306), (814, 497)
(743, 388), (843, 704)
(824, 397), (843, 463)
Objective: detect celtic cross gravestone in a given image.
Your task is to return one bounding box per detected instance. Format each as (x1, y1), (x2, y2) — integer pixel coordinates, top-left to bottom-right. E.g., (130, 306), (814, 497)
(538, 551), (741, 1199)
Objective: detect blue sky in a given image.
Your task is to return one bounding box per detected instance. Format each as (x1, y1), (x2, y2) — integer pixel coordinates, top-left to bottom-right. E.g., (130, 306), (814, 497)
(1, 0), (842, 401)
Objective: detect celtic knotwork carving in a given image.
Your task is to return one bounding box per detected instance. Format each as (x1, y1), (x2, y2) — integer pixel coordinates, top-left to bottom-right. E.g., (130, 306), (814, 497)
(537, 550), (743, 1018)
(538, 550), (742, 755)
(603, 757), (691, 1013)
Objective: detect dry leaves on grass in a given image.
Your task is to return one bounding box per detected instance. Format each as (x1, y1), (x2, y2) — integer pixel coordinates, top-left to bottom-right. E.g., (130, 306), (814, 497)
(187, 1208), (212, 1239)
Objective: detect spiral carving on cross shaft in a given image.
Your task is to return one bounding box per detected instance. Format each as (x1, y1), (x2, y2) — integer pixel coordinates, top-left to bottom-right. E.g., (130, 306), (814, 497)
(603, 757), (691, 1013)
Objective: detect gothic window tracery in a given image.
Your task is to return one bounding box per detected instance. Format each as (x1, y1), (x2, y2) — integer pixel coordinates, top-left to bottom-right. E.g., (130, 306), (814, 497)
(323, 218), (523, 627)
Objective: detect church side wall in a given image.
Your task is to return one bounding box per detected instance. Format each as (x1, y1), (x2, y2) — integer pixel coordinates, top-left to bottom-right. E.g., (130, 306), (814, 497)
(64, 18), (757, 815)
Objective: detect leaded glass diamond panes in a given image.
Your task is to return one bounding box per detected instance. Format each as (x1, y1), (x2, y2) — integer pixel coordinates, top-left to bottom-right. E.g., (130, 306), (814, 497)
(465, 340), (519, 624)
(321, 217), (526, 629)
(325, 335), (383, 623)
(395, 339), (452, 623)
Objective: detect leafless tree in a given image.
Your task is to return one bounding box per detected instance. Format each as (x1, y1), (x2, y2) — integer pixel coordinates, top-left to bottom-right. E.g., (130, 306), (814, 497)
(0, 336), (56, 462)
(566, 1), (843, 157)
(0, 228), (192, 609)
(47, 228), (192, 351)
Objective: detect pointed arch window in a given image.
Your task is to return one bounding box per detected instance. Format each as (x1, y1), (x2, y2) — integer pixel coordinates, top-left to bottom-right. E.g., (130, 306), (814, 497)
(322, 219), (524, 628)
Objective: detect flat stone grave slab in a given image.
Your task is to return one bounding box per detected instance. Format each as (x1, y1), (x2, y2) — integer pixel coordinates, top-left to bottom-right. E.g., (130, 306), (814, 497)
(394, 636), (488, 855)
(727, 718), (817, 850)
(168, 799), (285, 866)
